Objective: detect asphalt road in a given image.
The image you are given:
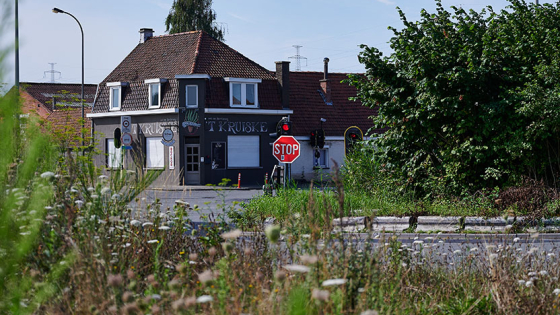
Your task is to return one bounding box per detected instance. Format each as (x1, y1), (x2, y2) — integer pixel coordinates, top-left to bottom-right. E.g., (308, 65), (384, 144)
(129, 187), (263, 222)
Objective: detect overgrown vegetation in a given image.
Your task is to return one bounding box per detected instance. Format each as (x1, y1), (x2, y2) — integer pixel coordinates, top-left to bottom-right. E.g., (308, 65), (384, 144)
(348, 0), (560, 196)
(4, 86), (560, 313)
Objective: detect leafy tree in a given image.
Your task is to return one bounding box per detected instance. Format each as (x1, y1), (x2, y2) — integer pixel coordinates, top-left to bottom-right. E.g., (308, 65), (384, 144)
(349, 0), (560, 196)
(165, 0), (225, 41)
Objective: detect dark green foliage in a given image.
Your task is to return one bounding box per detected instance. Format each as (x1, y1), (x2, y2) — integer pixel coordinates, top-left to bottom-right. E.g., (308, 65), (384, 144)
(348, 0), (560, 196)
(165, 0), (225, 41)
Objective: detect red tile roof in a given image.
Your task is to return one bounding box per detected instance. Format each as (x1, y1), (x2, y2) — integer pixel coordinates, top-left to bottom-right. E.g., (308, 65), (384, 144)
(19, 82), (97, 112)
(94, 31), (279, 113)
(45, 107), (92, 146)
(283, 71), (383, 137)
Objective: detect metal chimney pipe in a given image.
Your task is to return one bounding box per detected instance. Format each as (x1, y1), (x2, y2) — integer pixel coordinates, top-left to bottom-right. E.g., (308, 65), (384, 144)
(323, 57), (329, 80)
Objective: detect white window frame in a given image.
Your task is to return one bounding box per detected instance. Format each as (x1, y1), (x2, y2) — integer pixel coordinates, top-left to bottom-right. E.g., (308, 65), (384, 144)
(146, 137), (165, 169)
(145, 79), (168, 109)
(106, 138), (122, 169)
(224, 77), (261, 108)
(107, 82), (128, 111)
(227, 135), (260, 168)
(186, 85), (198, 108)
(109, 87), (121, 111)
(313, 147), (329, 169)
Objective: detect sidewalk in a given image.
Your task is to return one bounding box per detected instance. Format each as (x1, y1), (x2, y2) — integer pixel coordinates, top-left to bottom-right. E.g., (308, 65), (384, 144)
(148, 185), (261, 191)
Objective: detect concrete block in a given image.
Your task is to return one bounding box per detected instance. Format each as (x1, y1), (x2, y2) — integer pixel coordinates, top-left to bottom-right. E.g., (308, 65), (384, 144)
(464, 217), (507, 232)
(371, 216), (412, 232)
(416, 216), (461, 232)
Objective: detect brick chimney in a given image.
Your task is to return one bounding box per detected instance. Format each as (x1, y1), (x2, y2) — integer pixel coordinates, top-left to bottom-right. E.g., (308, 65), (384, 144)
(275, 61), (290, 109)
(139, 28), (154, 43)
(320, 58), (332, 105)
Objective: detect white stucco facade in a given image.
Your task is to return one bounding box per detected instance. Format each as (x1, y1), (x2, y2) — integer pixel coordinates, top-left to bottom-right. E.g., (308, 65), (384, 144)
(290, 136), (346, 182)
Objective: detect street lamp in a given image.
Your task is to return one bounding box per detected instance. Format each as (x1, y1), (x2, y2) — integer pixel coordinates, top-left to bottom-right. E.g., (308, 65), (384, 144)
(52, 7), (85, 148)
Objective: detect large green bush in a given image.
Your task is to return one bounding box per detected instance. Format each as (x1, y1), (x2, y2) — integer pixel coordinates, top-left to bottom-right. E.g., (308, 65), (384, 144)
(349, 0), (560, 196)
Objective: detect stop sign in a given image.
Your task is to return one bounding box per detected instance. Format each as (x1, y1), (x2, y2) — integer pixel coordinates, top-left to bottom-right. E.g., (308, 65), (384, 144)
(273, 136), (301, 163)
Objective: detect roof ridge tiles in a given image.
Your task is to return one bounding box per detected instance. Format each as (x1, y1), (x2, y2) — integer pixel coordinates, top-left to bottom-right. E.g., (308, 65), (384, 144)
(191, 31), (204, 74)
(152, 30), (201, 38)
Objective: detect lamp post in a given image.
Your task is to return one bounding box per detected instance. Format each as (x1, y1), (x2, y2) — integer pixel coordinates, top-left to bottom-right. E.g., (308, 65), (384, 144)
(52, 7), (84, 148)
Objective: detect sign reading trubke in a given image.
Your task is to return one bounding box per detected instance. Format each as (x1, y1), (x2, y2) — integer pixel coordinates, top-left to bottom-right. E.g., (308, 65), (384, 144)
(273, 136), (301, 163)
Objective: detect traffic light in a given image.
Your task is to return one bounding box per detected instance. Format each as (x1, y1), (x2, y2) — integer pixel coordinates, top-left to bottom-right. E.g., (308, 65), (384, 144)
(310, 130), (318, 147)
(279, 121), (292, 135)
(114, 128), (122, 148)
(317, 129), (325, 149)
(344, 126), (363, 155)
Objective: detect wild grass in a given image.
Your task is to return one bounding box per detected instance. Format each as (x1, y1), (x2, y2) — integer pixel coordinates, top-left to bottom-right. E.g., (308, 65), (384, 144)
(3, 91), (560, 314)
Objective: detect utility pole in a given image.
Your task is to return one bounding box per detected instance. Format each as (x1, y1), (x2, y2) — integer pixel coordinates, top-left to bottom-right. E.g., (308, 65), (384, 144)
(289, 45), (307, 71)
(44, 63), (61, 83)
(15, 0), (19, 90)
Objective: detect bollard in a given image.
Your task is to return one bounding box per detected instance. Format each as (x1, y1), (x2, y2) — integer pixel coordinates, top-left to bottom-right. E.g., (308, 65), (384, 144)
(265, 172), (268, 185)
(237, 173), (241, 189)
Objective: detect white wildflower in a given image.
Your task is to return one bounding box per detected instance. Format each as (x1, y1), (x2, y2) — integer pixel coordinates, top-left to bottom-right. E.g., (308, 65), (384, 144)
(322, 278), (347, 287)
(518, 280), (526, 285)
(100, 187), (111, 195)
(130, 220), (141, 227)
(513, 237), (520, 243)
(528, 272), (537, 277)
(413, 240), (423, 245)
(221, 229), (242, 240)
(147, 240), (159, 244)
(470, 247), (478, 252)
(553, 288), (560, 295)
(453, 250), (461, 255)
(525, 280), (533, 287)
(311, 289), (330, 302)
(283, 264), (310, 273)
(98, 175), (108, 180)
(539, 270), (548, 276)
(142, 222), (153, 227)
(548, 253), (556, 257)
(40, 171), (55, 180)
(196, 295), (213, 303)
(158, 226), (171, 230)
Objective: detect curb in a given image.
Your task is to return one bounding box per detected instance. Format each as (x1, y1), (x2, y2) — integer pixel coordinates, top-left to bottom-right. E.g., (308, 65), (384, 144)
(332, 216), (560, 233)
(148, 186), (257, 191)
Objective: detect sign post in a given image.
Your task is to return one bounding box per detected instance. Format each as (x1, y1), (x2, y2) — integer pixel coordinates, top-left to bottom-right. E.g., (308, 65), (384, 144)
(121, 116), (132, 149)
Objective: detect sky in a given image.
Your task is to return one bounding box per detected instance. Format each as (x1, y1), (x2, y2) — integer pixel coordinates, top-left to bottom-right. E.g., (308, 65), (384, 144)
(0, 0), (553, 90)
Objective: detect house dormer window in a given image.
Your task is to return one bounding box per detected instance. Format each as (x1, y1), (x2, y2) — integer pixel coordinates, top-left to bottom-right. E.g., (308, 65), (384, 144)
(186, 85), (198, 108)
(224, 78), (261, 108)
(107, 82), (128, 111)
(145, 78), (168, 109)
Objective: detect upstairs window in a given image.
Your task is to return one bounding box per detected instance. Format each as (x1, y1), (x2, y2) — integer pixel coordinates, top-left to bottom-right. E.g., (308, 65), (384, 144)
(224, 78), (260, 108)
(186, 85), (198, 108)
(145, 79), (168, 109)
(107, 82), (127, 111)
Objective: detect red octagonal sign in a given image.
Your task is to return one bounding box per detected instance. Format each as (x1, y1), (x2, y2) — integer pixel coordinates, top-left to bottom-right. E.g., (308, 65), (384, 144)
(273, 136), (301, 163)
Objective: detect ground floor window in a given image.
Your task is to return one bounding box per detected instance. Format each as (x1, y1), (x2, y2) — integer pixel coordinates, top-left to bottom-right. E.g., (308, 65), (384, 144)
(106, 138), (122, 169)
(227, 135), (260, 168)
(146, 137), (165, 168)
(313, 148), (329, 169)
